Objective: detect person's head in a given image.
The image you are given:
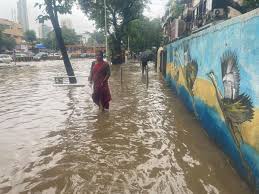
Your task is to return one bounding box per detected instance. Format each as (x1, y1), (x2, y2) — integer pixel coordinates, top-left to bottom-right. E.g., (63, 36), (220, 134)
(95, 50), (104, 62)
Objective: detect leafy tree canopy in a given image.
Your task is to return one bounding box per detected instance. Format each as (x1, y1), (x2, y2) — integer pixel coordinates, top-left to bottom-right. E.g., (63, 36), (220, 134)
(243, 0), (259, 11)
(125, 18), (162, 53)
(41, 30), (57, 49)
(24, 30), (37, 43)
(35, 0), (77, 83)
(87, 31), (105, 46)
(0, 36), (16, 51)
(35, 0), (76, 24)
(79, 0), (148, 33)
(0, 25), (16, 51)
(3, 37), (16, 50)
(79, 0), (149, 63)
(61, 27), (81, 45)
(164, 0), (185, 20)
(42, 27), (80, 49)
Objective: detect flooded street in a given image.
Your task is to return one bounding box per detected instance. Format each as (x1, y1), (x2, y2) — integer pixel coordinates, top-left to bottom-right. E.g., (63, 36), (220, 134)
(0, 59), (250, 193)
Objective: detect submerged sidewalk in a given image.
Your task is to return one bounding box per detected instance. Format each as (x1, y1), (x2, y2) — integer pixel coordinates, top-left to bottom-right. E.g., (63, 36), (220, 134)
(0, 60), (251, 193)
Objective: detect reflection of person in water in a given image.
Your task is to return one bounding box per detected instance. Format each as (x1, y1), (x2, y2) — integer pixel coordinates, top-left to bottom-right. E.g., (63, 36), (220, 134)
(89, 50), (111, 111)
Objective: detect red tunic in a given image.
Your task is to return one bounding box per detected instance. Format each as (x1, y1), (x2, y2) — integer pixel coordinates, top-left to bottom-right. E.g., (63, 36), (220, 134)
(91, 61), (111, 109)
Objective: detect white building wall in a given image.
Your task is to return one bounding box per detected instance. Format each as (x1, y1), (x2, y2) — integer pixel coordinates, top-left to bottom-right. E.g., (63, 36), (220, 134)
(17, 0), (29, 32)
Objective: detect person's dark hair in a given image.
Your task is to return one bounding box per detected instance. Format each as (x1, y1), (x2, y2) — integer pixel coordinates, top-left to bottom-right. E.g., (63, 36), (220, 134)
(96, 50), (104, 58)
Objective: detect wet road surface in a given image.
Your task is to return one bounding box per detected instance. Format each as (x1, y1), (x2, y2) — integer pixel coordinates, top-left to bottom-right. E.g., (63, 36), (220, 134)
(0, 59), (250, 193)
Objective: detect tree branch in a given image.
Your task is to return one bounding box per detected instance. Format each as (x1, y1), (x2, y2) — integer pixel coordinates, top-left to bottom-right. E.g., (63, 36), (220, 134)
(52, 0), (59, 25)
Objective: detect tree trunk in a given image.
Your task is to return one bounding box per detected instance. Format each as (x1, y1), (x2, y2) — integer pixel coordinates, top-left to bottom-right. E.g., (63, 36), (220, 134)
(47, 1), (77, 84)
(111, 36), (123, 64)
(53, 25), (77, 83)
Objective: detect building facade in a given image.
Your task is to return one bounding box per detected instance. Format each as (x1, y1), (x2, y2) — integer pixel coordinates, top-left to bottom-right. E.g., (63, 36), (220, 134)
(66, 44), (106, 55)
(61, 19), (73, 29)
(162, 0), (245, 43)
(17, 0), (29, 32)
(39, 24), (52, 39)
(80, 32), (90, 45)
(0, 18), (23, 44)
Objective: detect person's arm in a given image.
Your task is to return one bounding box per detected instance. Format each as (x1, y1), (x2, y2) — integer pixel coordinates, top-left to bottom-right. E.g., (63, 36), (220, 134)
(102, 63), (111, 83)
(88, 61), (95, 83)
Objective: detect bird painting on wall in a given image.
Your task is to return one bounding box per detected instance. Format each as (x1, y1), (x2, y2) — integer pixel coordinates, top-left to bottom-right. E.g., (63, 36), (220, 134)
(207, 50), (255, 186)
(174, 47), (198, 96)
(207, 50), (254, 147)
(186, 58), (198, 97)
(182, 45), (198, 96)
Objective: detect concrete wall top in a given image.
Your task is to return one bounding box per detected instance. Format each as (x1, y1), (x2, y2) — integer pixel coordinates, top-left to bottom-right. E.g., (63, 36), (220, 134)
(172, 8), (259, 44)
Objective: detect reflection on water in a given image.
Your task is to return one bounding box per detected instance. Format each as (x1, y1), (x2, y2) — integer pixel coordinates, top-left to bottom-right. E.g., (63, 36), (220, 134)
(0, 60), (250, 193)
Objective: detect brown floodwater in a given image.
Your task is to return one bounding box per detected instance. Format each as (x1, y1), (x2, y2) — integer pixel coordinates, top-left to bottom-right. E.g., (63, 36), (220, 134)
(0, 59), (250, 193)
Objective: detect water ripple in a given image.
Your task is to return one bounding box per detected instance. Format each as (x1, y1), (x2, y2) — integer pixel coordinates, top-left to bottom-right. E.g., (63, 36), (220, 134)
(0, 60), (250, 194)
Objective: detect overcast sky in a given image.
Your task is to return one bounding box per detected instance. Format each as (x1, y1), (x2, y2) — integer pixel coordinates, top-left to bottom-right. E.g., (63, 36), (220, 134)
(0, 0), (167, 36)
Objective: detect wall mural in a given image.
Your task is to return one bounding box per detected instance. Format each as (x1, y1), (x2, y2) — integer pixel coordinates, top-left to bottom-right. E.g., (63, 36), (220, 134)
(208, 51), (254, 147)
(168, 46), (258, 191)
(170, 45), (198, 112)
(185, 54), (198, 97)
(164, 10), (259, 192)
(207, 50), (255, 185)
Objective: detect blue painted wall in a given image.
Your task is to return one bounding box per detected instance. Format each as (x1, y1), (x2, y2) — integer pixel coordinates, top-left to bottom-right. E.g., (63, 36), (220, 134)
(164, 9), (259, 191)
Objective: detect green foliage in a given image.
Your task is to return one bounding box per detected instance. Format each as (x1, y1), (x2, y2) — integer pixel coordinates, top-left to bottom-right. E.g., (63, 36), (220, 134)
(35, 0), (77, 48)
(61, 27), (80, 45)
(125, 18), (162, 53)
(35, 0), (76, 23)
(0, 26), (16, 51)
(78, 0), (148, 30)
(243, 0), (259, 11)
(24, 30), (37, 43)
(165, 0), (185, 20)
(35, 0), (77, 83)
(87, 31), (105, 45)
(42, 27), (80, 49)
(0, 36), (16, 51)
(2, 36), (16, 50)
(35, 0), (77, 43)
(42, 31), (57, 49)
(79, 0), (148, 62)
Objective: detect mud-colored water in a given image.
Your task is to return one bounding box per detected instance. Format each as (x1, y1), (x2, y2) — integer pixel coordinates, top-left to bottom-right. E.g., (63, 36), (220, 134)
(0, 59), (250, 193)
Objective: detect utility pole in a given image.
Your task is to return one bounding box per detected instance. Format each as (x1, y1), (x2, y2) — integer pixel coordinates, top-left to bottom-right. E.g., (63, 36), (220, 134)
(94, 35), (96, 54)
(93, 0), (108, 60)
(104, 0), (108, 60)
(128, 35), (129, 52)
(94, 32), (97, 55)
(125, 35), (130, 64)
(128, 35), (130, 61)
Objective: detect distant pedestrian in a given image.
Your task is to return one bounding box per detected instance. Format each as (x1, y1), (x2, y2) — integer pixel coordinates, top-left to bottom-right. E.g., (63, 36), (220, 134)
(140, 50), (153, 74)
(89, 50), (111, 111)
(141, 60), (148, 75)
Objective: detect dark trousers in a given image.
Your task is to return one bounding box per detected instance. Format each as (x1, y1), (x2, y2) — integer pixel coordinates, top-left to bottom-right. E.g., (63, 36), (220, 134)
(141, 61), (147, 74)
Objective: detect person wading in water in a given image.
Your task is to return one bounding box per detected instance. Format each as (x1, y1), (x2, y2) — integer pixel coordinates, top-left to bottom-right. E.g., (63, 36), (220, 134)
(89, 51), (111, 111)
